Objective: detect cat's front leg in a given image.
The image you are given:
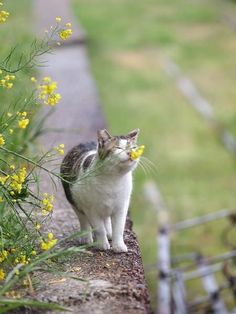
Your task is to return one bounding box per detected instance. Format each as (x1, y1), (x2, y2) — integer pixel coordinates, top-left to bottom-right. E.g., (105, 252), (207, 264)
(104, 217), (112, 240)
(89, 216), (110, 250)
(111, 204), (128, 253)
(75, 210), (93, 244)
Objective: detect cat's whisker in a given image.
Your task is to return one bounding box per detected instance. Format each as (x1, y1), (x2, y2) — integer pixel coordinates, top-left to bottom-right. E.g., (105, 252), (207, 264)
(139, 157), (157, 176)
(141, 156), (158, 171)
(139, 159), (153, 176)
(138, 159), (148, 176)
(141, 156), (156, 169)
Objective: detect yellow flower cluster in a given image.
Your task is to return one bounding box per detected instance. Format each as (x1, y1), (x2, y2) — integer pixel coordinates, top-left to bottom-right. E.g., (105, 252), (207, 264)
(130, 145), (145, 160)
(4, 290), (21, 299)
(55, 17), (62, 23)
(41, 193), (54, 215)
(14, 253), (30, 265)
(17, 111), (29, 129)
(0, 268), (5, 281)
(59, 29), (73, 40)
(55, 16), (73, 41)
(40, 232), (57, 251)
(0, 250), (8, 262)
(54, 143), (65, 155)
(38, 76), (61, 106)
(0, 174), (9, 185)
(35, 222), (41, 230)
(9, 167), (27, 195)
(0, 71), (15, 89)
(0, 2), (9, 24)
(0, 134), (5, 146)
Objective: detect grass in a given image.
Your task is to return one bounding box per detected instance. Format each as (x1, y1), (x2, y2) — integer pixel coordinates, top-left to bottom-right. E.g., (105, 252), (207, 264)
(73, 0), (236, 309)
(0, 0), (38, 155)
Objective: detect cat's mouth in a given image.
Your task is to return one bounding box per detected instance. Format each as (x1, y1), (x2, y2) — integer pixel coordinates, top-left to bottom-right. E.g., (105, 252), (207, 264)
(120, 156), (137, 164)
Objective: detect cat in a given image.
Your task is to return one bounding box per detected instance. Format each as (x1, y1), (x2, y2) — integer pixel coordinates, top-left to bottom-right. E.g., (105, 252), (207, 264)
(60, 128), (141, 252)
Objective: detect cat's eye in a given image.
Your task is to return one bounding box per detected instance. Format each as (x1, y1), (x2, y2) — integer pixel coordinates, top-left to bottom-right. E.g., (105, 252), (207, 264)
(114, 146), (124, 150)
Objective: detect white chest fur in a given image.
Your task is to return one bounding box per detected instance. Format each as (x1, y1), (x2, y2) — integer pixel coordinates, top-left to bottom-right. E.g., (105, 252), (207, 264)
(71, 171), (133, 217)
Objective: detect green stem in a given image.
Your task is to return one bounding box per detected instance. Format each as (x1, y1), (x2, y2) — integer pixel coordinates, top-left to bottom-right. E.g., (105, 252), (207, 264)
(0, 146), (69, 184)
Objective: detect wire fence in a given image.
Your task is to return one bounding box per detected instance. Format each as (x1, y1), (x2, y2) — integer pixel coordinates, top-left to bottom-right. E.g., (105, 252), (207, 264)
(144, 181), (236, 314)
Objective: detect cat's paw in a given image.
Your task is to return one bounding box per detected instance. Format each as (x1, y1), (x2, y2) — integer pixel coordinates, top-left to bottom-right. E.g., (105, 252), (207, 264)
(79, 234), (93, 245)
(96, 240), (111, 251)
(112, 242), (128, 253)
(106, 232), (112, 241)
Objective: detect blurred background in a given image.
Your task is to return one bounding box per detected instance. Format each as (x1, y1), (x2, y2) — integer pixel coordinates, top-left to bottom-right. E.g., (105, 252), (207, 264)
(72, 0), (236, 310)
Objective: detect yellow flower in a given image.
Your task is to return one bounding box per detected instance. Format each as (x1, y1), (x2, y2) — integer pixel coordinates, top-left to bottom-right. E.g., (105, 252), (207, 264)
(55, 16), (61, 23)
(0, 10), (9, 23)
(5, 75), (15, 81)
(6, 82), (13, 89)
(23, 279), (29, 286)
(17, 111), (27, 117)
(130, 145), (145, 160)
(0, 250), (8, 262)
(31, 76), (37, 83)
(19, 254), (29, 265)
(0, 268), (5, 281)
(0, 134), (5, 146)
(0, 74), (15, 89)
(31, 250), (37, 256)
(45, 93), (61, 106)
(7, 112), (12, 117)
(10, 167), (27, 194)
(18, 118), (29, 129)
(65, 22), (72, 27)
(42, 76), (52, 83)
(59, 29), (72, 40)
(44, 82), (57, 94)
(54, 143), (65, 155)
(0, 196), (4, 202)
(0, 175), (9, 185)
(4, 290), (21, 299)
(38, 77), (61, 106)
(35, 222), (41, 230)
(41, 193), (54, 215)
(40, 233), (57, 250)
(47, 232), (54, 240)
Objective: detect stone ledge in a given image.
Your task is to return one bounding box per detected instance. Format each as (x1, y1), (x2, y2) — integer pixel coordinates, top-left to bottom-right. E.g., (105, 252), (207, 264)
(29, 217), (151, 314)
(33, 0), (152, 312)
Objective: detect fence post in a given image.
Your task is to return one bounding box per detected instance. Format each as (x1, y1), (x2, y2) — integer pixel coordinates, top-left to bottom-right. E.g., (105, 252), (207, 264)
(144, 181), (171, 314)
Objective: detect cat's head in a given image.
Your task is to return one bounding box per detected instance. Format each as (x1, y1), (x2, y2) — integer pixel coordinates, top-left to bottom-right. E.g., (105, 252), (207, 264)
(97, 128), (141, 174)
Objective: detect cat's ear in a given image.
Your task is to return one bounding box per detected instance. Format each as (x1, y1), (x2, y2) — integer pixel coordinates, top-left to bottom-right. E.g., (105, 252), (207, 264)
(97, 129), (112, 146)
(127, 128), (140, 141)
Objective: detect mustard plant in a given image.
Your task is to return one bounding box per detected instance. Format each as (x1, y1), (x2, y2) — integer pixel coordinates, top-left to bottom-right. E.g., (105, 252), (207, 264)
(0, 2), (84, 312)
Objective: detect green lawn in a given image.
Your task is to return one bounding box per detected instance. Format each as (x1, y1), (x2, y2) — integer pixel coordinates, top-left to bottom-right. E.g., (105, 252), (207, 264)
(73, 0), (236, 309)
(0, 0), (34, 100)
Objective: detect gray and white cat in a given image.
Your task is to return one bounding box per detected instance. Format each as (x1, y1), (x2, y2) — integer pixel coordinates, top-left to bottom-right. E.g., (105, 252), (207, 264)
(60, 129), (140, 252)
